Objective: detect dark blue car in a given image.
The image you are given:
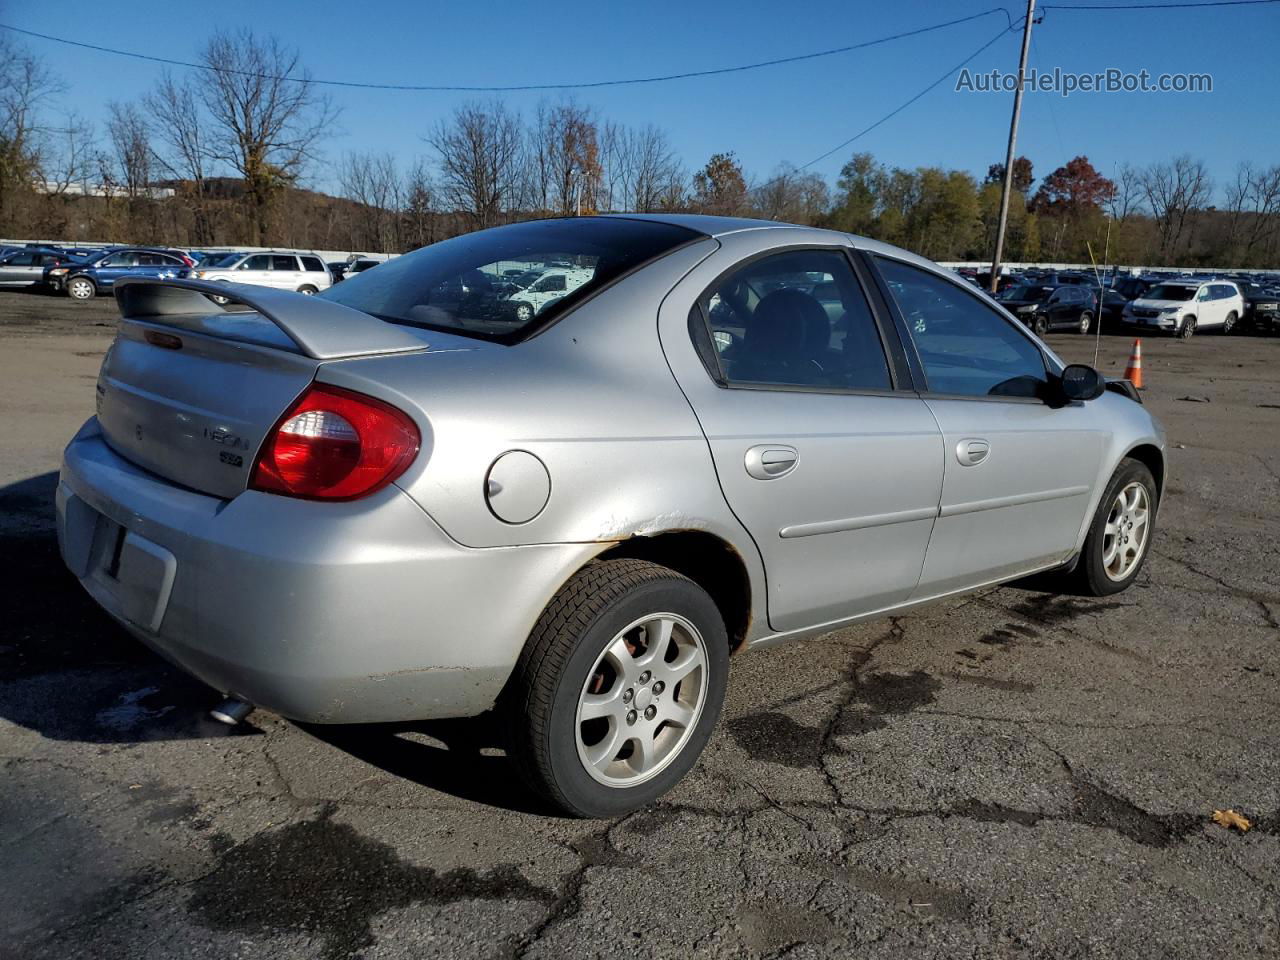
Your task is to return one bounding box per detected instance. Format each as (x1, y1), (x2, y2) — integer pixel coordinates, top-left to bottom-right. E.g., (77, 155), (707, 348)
(48, 248), (192, 299)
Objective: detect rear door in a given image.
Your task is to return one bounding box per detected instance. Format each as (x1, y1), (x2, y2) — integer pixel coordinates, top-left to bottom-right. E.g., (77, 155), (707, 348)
(869, 255), (1109, 598)
(272, 254), (301, 290)
(665, 244), (944, 632)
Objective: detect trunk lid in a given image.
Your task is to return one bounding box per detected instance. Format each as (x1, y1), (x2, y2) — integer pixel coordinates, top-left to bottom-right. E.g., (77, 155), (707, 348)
(96, 278), (430, 499)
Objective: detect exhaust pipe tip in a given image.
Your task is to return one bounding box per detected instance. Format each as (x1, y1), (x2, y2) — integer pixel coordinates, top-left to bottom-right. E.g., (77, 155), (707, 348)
(210, 697), (254, 726)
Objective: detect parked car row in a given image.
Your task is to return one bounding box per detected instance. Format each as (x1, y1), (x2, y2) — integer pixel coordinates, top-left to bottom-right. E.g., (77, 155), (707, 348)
(0, 242), (381, 299)
(954, 264), (1280, 338)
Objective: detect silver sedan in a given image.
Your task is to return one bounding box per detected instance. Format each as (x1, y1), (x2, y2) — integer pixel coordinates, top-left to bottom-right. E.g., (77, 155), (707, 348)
(57, 215), (1165, 817)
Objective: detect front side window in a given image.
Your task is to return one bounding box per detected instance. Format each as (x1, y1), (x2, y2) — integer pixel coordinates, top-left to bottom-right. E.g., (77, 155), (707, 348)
(699, 249), (891, 391)
(875, 257), (1048, 400)
(4, 252), (36, 266)
(240, 255), (271, 271)
(102, 252), (138, 268)
(322, 217), (699, 342)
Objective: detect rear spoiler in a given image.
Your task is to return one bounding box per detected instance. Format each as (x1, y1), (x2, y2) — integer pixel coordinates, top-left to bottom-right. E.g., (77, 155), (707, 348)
(113, 277), (426, 360)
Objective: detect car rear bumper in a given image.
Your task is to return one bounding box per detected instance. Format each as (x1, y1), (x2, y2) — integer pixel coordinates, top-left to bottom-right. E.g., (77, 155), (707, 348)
(57, 417), (600, 723)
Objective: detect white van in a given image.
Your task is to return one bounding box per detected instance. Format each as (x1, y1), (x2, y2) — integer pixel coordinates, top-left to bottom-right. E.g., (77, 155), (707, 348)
(195, 251), (333, 295)
(1123, 279), (1244, 338)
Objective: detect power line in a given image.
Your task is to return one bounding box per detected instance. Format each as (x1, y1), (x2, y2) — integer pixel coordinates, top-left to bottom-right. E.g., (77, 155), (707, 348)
(794, 23), (1017, 174)
(1042, 0), (1278, 9)
(0, 10), (1014, 93)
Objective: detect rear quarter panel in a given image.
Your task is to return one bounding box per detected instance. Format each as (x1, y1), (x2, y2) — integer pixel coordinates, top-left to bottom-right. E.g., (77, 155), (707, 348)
(315, 237), (761, 565)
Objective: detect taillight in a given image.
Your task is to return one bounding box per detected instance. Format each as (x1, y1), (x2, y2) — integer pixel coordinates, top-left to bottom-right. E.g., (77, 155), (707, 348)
(181, 255), (195, 267)
(250, 384), (420, 501)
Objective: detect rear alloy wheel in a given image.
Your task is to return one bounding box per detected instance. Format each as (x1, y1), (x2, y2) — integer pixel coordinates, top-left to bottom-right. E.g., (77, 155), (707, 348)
(503, 559), (728, 818)
(1222, 311), (1237, 334)
(67, 276), (95, 300)
(296, 284), (318, 295)
(1075, 458), (1157, 596)
(1077, 311), (1093, 335)
(1178, 316), (1196, 339)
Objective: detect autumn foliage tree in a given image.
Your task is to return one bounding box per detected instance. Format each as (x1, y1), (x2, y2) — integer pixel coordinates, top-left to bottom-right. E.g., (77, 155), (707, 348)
(692, 152), (748, 216)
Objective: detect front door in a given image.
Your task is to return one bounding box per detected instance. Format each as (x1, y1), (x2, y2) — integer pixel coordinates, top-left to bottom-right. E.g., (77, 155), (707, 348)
(236, 254), (273, 287)
(869, 255), (1109, 598)
(665, 246), (944, 633)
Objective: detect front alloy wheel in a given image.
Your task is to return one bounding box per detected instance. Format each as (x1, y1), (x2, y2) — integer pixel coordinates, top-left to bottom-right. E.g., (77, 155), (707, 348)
(1179, 316), (1196, 339)
(1076, 458), (1157, 595)
(67, 277), (95, 300)
(504, 558), (728, 818)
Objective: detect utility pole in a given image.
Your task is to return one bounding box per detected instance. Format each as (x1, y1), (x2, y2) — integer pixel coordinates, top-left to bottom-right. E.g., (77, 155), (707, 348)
(990, 0), (1037, 293)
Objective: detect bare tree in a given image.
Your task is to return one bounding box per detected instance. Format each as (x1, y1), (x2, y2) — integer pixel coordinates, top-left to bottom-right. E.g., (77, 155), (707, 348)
(43, 113), (97, 196)
(1223, 162), (1280, 265)
(428, 100), (522, 229)
(601, 123), (684, 213)
(1106, 163), (1143, 225)
(199, 29), (335, 244)
(403, 159), (438, 249)
(752, 164), (829, 224)
(1139, 156), (1212, 258)
(106, 101), (152, 199)
(526, 100), (603, 216)
(144, 71), (215, 243)
(338, 151), (403, 251)
(0, 35), (62, 226)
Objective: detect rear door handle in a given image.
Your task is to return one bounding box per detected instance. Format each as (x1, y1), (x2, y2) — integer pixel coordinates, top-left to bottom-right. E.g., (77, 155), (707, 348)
(745, 444), (799, 480)
(956, 438), (990, 467)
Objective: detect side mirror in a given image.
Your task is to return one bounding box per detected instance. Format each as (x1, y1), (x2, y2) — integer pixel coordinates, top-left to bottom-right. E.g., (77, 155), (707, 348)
(1059, 364), (1105, 402)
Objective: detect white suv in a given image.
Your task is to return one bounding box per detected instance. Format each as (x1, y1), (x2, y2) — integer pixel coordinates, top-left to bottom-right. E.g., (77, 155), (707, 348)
(504, 267), (594, 322)
(195, 251), (332, 295)
(1123, 279), (1243, 338)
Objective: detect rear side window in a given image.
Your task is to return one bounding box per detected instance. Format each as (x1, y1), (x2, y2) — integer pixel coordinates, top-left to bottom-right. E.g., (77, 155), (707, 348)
(322, 217), (699, 342)
(875, 257), (1048, 400)
(301, 256), (325, 272)
(698, 249), (891, 391)
(272, 255), (299, 271)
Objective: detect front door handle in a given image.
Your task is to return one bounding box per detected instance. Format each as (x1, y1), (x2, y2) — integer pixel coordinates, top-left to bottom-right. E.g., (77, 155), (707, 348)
(745, 444), (799, 480)
(956, 438), (990, 467)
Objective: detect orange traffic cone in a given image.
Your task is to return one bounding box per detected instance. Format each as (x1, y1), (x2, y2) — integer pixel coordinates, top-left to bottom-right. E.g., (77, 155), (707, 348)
(1123, 339), (1144, 389)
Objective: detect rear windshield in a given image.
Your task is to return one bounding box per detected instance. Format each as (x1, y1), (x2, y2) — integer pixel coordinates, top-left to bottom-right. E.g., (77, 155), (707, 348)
(321, 217), (699, 341)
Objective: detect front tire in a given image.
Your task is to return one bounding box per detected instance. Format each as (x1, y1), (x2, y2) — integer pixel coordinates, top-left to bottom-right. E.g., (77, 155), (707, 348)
(1075, 459), (1157, 596)
(503, 559), (729, 818)
(66, 276), (96, 300)
(1033, 315), (1049, 336)
(1178, 315), (1196, 339)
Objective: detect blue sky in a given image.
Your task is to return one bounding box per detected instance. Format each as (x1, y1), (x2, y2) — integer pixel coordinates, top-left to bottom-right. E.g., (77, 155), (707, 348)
(8, 0), (1279, 200)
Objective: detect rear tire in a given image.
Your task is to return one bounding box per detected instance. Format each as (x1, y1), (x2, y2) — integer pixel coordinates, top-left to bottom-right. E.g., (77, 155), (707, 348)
(1222, 311), (1237, 334)
(1077, 311), (1093, 335)
(503, 559), (728, 818)
(1074, 459), (1157, 596)
(66, 276), (96, 300)
(296, 284), (318, 295)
